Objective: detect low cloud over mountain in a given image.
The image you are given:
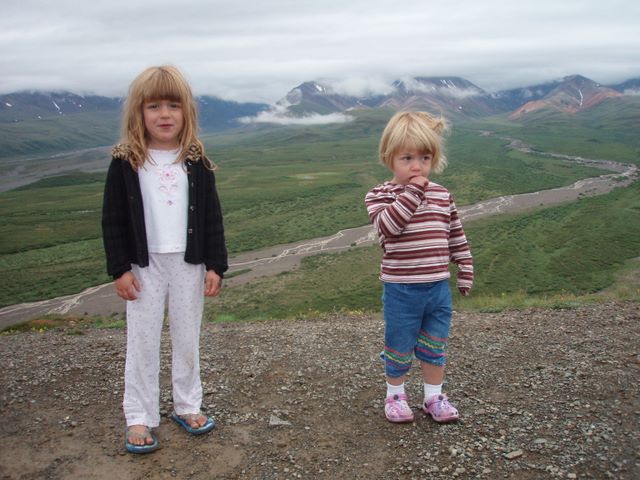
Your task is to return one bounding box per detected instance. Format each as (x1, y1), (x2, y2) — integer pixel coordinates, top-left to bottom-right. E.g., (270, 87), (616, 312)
(2, 74), (639, 128)
(242, 74), (640, 124)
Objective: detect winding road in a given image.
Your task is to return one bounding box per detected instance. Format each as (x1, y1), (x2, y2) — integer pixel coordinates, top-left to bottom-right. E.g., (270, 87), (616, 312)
(1, 138), (637, 328)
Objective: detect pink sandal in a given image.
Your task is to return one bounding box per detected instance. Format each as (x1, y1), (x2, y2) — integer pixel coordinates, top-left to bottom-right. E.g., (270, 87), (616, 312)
(385, 394), (415, 423)
(423, 394), (459, 422)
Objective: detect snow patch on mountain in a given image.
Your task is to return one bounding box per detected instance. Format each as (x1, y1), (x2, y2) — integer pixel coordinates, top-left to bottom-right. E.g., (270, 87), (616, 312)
(398, 77), (483, 98)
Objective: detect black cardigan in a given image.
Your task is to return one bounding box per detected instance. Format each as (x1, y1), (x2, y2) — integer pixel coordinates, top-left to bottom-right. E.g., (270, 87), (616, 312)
(101, 145), (228, 279)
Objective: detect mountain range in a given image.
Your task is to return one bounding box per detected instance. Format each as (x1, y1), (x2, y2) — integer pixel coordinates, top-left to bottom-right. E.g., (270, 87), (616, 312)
(277, 75), (639, 121)
(1, 74), (638, 129)
(0, 92), (267, 131)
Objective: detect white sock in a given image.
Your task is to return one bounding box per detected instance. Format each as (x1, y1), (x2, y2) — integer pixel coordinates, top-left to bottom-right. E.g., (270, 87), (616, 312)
(424, 383), (442, 401)
(386, 382), (405, 398)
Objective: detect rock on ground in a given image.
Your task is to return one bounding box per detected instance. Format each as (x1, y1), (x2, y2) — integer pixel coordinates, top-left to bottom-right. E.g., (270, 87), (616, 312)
(0, 301), (638, 479)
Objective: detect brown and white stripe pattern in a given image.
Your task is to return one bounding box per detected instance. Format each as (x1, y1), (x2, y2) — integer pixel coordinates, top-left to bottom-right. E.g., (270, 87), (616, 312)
(365, 181), (474, 289)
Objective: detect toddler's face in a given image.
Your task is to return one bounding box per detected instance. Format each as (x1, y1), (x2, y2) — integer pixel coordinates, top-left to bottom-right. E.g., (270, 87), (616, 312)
(390, 147), (432, 185)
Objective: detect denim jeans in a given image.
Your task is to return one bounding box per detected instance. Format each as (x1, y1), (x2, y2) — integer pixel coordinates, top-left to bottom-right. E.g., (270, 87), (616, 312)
(382, 280), (453, 378)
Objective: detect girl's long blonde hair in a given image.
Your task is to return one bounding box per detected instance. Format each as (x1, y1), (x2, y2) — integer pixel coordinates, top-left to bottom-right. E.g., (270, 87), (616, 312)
(120, 65), (208, 169)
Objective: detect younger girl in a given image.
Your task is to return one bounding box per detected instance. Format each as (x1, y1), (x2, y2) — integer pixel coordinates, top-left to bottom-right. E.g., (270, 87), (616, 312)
(365, 111), (473, 424)
(102, 65), (228, 453)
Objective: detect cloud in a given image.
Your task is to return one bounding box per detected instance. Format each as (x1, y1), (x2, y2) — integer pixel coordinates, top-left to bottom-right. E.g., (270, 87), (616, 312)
(321, 77), (396, 98)
(239, 103), (354, 125)
(0, 0), (639, 101)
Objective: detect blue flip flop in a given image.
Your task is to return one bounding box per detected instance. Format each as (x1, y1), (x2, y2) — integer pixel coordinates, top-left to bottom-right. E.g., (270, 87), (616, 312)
(170, 412), (215, 435)
(125, 426), (159, 454)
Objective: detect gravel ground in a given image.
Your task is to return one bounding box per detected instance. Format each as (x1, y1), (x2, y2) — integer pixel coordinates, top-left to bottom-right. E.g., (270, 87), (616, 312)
(1, 301), (638, 479)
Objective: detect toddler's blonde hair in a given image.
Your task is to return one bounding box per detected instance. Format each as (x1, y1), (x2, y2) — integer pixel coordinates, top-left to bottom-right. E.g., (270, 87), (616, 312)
(120, 65), (206, 169)
(379, 111), (448, 173)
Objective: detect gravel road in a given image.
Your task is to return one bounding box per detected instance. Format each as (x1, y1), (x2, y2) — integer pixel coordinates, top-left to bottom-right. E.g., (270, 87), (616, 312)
(1, 301), (638, 479)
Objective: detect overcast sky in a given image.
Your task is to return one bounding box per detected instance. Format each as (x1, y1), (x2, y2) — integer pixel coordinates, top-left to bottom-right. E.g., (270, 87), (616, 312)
(1, 0), (639, 103)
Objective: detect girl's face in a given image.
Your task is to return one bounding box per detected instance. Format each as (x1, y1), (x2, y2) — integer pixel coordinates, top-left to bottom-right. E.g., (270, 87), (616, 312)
(390, 146), (432, 184)
(143, 99), (184, 149)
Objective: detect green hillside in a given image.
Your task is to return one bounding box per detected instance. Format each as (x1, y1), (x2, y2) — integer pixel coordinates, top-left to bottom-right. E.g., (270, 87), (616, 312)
(0, 109), (638, 311)
(0, 113), (120, 160)
(473, 97), (640, 165)
(207, 180), (640, 321)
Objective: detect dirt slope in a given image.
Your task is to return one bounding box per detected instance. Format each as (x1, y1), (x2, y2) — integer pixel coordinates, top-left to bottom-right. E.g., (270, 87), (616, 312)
(1, 301), (638, 479)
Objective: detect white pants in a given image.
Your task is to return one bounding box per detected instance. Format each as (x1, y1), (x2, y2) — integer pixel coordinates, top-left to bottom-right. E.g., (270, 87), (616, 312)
(123, 253), (205, 427)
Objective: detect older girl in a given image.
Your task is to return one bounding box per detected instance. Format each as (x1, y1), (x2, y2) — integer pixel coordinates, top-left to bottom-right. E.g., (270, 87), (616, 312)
(102, 65), (227, 453)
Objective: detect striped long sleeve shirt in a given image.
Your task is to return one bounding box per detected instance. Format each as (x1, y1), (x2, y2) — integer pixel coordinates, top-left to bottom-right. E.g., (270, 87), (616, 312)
(365, 180), (474, 289)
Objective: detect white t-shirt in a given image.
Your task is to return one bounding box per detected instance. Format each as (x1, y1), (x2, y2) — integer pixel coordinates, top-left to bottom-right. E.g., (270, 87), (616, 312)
(138, 149), (188, 253)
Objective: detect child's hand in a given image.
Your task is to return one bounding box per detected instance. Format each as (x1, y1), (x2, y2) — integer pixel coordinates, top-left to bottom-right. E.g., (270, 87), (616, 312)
(115, 271), (141, 301)
(458, 286), (470, 297)
(205, 270), (222, 297)
(409, 175), (428, 187)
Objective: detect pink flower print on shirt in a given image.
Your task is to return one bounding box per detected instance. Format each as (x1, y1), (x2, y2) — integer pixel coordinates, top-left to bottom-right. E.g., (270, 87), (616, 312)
(157, 165), (179, 206)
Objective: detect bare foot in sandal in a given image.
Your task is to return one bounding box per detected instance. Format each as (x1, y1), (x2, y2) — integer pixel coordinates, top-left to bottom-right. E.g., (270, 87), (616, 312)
(170, 412), (215, 435)
(182, 413), (207, 429)
(125, 425), (159, 453)
(127, 425), (154, 445)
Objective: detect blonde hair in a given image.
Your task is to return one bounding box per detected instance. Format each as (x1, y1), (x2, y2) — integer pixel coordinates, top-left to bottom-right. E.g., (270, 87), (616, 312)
(379, 111), (449, 173)
(120, 65), (208, 169)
